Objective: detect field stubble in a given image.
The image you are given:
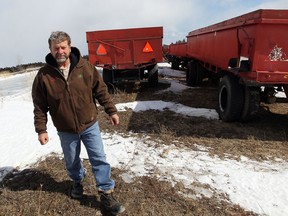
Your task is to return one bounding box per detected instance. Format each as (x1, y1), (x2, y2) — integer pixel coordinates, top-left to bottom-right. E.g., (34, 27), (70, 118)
(1, 70), (288, 215)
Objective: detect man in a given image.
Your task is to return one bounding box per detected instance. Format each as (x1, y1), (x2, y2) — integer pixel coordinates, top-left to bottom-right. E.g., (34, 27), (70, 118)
(32, 31), (125, 215)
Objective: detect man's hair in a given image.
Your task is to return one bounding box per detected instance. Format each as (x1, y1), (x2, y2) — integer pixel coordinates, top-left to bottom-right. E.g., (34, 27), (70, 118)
(48, 31), (71, 47)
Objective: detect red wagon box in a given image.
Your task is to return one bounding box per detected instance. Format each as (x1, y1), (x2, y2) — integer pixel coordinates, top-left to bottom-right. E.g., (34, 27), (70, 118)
(86, 26), (163, 69)
(86, 26), (163, 86)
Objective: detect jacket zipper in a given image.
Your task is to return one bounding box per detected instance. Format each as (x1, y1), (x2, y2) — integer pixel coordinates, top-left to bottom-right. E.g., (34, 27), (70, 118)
(52, 65), (80, 133)
(67, 84), (80, 132)
(65, 71), (80, 133)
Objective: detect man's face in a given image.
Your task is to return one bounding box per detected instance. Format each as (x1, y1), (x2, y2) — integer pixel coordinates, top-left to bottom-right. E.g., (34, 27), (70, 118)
(50, 40), (71, 64)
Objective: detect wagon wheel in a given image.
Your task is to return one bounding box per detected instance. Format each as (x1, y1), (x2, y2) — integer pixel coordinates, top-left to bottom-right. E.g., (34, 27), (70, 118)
(186, 61), (197, 86)
(283, 85), (288, 98)
(261, 87), (277, 104)
(217, 75), (244, 122)
(171, 59), (179, 70)
(102, 68), (113, 86)
(186, 61), (204, 86)
(148, 69), (158, 87)
(241, 86), (260, 122)
(195, 63), (205, 85)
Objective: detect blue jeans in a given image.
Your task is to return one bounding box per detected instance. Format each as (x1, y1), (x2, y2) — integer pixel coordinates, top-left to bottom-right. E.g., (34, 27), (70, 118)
(58, 121), (115, 192)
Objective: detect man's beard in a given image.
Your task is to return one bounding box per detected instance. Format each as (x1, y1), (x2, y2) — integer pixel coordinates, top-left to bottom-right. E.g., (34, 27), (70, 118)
(55, 54), (68, 63)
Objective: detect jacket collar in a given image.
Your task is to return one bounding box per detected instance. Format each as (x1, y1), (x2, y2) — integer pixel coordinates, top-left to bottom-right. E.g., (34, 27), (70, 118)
(45, 46), (81, 71)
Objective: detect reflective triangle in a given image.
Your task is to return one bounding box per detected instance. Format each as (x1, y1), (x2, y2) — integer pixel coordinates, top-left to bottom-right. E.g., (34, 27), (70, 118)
(97, 44), (107, 55)
(143, 42), (153, 53)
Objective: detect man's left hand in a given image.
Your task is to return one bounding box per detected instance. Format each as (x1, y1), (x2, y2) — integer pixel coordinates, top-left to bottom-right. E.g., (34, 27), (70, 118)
(110, 113), (119, 125)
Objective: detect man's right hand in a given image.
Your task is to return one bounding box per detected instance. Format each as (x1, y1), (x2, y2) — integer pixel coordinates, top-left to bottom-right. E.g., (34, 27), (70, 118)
(38, 132), (49, 145)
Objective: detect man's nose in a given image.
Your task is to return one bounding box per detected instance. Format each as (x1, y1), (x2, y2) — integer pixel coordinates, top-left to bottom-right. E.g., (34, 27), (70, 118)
(57, 48), (64, 54)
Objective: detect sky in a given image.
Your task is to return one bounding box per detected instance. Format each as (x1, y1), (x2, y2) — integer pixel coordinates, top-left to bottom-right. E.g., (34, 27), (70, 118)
(0, 63), (287, 215)
(0, 0), (287, 68)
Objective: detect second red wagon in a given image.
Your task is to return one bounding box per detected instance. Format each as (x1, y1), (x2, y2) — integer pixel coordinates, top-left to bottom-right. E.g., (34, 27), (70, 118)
(86, 26), (163, 87)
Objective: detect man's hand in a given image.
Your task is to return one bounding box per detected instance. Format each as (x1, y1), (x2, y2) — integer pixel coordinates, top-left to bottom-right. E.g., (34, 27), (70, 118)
(110, 113), (120, 125)
(38, 133), (49, 145)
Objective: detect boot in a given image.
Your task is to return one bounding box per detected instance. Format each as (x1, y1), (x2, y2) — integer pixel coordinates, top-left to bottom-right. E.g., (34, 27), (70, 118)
(99, 191), (125, 215)
(70, 169), (86, 199)
(71, 182), (84, 199)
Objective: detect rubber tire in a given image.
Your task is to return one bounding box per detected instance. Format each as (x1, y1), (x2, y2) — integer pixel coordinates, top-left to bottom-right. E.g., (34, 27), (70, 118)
(218, 75), (244, 122)
(171, 59), (179, 70)
(148, 70), (158, 87)
(186, 61), (197, 86)
(283, 85), (288, 98)
(186, 61), (204, 86)
(241, 86), (260, 122)
(102, 68), (113, 84)
(195, 63), (204, 85)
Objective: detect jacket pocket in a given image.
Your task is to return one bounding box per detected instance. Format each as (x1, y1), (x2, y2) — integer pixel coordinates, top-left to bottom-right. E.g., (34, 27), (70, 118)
(48, 92), (76, 131)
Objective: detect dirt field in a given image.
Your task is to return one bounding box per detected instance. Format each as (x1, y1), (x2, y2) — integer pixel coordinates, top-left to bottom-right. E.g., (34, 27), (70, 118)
(1, 65), (288, 215)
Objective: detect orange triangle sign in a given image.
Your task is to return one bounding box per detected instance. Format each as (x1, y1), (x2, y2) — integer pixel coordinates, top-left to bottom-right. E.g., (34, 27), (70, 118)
(143, 42), (153, 53)
(97, 44), (107, 55)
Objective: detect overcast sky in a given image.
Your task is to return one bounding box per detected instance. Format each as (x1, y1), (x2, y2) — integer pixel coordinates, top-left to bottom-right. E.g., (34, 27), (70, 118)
(0, 0), (287, 68)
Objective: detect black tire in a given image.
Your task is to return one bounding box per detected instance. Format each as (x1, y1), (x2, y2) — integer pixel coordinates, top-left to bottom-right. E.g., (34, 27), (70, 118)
(186, 61), (197, 86)
(283, 85), (288, 98)
(218, 75), (244, 122)
(186, 61), (204, 86)
(148, 70), (158, 87)
(102, 68), (113, 84)
(195, 63), (205, 85)
(266, 95), (277, 104)
(241, 86), (260, 122)
(171, 59), (179, 70)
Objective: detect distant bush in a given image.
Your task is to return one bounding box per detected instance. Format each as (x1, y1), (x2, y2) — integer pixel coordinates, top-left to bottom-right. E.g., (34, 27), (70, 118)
(0, 62), (45, 74)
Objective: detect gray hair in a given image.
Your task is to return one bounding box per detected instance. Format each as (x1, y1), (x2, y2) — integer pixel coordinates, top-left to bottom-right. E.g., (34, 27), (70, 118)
(48, 31), (71, 47)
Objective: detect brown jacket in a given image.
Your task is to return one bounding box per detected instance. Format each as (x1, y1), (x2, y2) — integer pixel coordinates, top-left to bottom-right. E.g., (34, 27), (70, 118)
(32, 47), (117, 134)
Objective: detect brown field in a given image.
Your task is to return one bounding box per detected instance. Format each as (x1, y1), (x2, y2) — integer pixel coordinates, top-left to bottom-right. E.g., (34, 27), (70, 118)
(1, 65), (287, 215)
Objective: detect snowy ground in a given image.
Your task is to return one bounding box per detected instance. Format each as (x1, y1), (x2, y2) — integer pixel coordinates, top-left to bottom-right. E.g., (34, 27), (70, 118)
(0, 63), (287, 216)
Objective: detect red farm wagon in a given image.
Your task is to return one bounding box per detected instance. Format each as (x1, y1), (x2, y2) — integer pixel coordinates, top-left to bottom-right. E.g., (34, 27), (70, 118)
(168, 9), (288, 122)
(165, 42), (188, 70)
(86, 26), (163, 87)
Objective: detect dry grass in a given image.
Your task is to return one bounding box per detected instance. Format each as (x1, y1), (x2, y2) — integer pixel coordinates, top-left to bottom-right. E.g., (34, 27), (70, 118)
(0, 71), (14, 78)
(1, 74), (288, 215)
(0, 156), (257, 216)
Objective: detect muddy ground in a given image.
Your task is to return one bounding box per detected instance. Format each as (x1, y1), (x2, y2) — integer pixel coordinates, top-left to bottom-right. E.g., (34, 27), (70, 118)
(0, 65), (287, 215)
